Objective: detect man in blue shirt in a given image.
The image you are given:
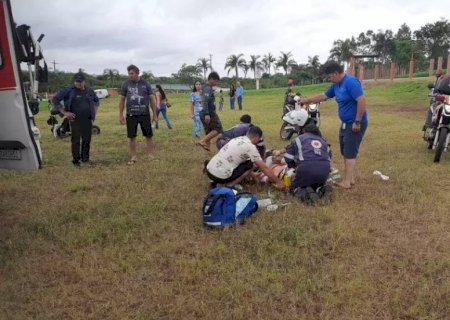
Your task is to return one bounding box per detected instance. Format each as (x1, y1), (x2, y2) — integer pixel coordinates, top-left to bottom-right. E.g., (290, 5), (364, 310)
(300, 61), (367, 189)
(236, 82), (244, 110)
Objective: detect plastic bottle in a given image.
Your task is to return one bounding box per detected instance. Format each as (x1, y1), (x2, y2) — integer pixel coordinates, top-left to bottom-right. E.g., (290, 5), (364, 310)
(257, 198), (272, 208)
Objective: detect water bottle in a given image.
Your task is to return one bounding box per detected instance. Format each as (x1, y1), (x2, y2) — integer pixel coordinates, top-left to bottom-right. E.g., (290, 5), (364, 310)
(257, 198), (272, 208)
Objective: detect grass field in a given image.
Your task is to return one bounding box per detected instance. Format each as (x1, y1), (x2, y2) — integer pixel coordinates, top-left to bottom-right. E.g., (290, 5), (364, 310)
(1, 80), (449, 319)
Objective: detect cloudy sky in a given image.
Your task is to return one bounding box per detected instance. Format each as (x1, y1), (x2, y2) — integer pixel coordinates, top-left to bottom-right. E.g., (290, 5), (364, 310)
(11, 0), (448, 77)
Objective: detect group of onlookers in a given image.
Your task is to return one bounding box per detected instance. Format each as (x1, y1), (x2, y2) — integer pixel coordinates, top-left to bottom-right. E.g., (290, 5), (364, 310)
(53, 61), (367, 196)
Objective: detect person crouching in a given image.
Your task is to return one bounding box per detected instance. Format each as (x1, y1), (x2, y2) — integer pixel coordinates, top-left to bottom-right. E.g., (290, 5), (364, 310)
(283, 123), (331, 194)
(205, 126), (285, 190)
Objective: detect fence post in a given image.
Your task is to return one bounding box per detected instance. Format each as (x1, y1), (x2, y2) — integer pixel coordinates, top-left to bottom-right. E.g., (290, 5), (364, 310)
(374, 64), (379, 81)
(409, 58), (414, 80)
(437, 56), (443, 73)
(358, 64), (365, 81)
(447, 55), (450, 75)
(347, 57), (355, 76)
(429, 59), (435, 78)
(390, 62), (396, 81)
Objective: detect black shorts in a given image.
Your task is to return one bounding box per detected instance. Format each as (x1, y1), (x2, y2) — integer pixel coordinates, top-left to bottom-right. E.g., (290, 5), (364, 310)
(207, 160), (253, 184)
(200, 112), (223, 134)
(126, 114), (153, 138)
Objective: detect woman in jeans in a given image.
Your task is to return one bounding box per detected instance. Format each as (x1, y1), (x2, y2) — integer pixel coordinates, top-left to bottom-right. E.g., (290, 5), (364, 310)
(229, 83), (236, 110)
(189, 80), (203, 142)
(155, 84), (172, 129)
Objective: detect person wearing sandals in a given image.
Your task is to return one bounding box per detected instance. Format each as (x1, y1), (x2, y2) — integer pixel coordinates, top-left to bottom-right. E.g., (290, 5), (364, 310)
(196, 72), (223, 151)
(155, 84), (173, 129)
(300, 61), (367, 189)
(190, 80), (203, 142)
(118, 64), (157, 164)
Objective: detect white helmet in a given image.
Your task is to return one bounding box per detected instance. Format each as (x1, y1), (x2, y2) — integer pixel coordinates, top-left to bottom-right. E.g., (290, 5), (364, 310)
(282, 109), (308, 126)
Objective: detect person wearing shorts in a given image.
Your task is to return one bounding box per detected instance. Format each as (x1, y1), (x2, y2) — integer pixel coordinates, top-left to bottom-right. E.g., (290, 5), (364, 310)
(118, 64), (157, 164)
(196, 72), (223, 152)
(300, 61), (368, 189)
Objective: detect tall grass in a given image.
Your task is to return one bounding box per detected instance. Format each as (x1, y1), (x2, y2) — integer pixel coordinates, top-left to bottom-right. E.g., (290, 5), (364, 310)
(0, 79), (449, 319)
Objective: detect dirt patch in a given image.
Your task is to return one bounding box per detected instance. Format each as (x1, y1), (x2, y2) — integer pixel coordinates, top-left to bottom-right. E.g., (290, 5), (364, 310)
(395, 105), (426, 114)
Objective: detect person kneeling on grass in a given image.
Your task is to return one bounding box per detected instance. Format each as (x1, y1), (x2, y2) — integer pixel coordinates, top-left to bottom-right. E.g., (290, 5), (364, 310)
(205, 126), (285, 190)
(216, 114), (252, 150)
(283, 123), (331, 201)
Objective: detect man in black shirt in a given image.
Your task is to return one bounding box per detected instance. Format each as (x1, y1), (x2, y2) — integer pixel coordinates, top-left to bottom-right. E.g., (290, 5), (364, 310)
(197, 72), (222, 151)
(52, 72), (99, 166)
(118, 64), (157, 164)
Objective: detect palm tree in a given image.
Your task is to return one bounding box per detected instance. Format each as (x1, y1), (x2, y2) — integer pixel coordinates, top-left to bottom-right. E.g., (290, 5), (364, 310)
(249, 55), (264, 79)
(197, 58), (211, 81)
(224, 53), (246, 78)
(262, 53), (276, 76)
(103, 68), (119, 87)
(276, 51), (297, 75)
(241, 62), (250, 78)
(307, 55), (321, 77)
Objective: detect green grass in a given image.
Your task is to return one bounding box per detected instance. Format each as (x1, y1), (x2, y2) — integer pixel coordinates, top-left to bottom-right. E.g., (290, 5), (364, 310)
(1, 79), (449, 319)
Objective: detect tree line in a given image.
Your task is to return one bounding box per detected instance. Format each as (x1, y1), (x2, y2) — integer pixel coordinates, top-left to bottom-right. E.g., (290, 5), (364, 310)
(36, 19), (450, 93)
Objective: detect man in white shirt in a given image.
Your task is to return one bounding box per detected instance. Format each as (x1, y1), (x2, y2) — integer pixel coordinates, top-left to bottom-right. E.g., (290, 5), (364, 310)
(206, 126), (285, 190)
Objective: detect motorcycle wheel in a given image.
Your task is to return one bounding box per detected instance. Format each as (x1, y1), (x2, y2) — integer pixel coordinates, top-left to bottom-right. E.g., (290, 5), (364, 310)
(280, 122), (294, 140)
(433, 127), (449, 162)
(92, 125), (101, 135)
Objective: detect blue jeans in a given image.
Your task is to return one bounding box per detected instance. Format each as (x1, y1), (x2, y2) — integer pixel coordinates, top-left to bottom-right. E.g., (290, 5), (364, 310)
(237, 96), (243, 110)
(230, 97), (235, 110)
(157, 104), (172, 129)
(219, 100), (224, 111)
(193, 106), (202, 137)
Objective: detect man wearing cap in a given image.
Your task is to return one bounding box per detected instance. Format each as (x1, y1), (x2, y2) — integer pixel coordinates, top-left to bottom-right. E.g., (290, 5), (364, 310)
(52, 72), (99, 166)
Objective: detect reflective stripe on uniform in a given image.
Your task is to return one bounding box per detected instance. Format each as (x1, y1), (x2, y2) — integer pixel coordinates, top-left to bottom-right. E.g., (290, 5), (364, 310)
(284, 153), (295, 160)
(295, 137), (304, 161)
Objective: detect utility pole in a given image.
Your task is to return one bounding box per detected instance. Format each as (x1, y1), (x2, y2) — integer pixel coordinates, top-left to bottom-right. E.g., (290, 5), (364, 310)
(209, 53), (213, 71)
(51, 59), (59, 72)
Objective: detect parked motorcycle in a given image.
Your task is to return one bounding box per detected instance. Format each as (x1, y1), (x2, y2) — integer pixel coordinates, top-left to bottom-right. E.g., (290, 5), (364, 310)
(422, 74), (450, 162)
(280, 93), (321, 140)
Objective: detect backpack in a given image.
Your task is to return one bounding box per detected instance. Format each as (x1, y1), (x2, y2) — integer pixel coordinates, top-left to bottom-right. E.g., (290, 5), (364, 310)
(202, 187), (258, 228)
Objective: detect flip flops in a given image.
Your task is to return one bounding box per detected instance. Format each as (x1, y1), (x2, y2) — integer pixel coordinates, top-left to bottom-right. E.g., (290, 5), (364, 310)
(127, 159), (137, 165)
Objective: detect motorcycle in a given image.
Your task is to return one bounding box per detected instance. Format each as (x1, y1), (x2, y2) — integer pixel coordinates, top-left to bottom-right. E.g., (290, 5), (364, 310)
(422, 75), (450, 162)
(280, 94), (321, 140)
